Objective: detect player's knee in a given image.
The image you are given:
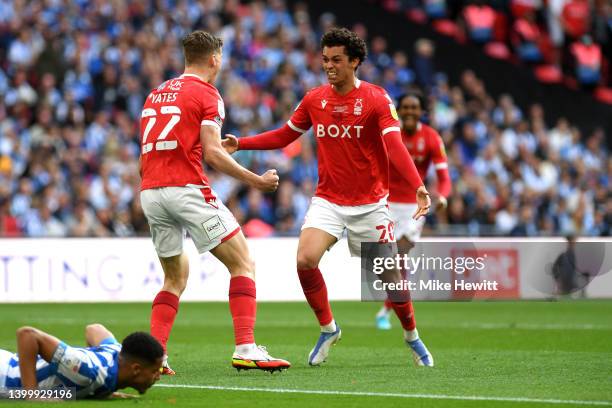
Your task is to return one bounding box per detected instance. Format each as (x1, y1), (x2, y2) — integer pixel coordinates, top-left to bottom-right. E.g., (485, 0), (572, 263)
(228, 257), (255, 278)
(163, 273), (188, 293)
(296, 253), (319, 271)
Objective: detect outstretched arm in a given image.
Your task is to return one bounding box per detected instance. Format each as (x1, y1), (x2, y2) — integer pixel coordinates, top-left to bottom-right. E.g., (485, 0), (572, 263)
(16, 327), (61, 389)
(224, 123), (303, 152)
(202, 124), (279, 192)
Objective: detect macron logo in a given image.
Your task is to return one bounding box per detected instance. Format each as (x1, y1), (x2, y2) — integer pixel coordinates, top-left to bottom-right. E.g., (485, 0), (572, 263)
(321, 99), (328, 109)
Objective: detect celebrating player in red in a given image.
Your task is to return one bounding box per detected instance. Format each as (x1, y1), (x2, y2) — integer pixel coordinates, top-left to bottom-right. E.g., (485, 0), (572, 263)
(375, 93), (451, 365)
(222, 28), (432, 366)
(139, 31), (290, 374)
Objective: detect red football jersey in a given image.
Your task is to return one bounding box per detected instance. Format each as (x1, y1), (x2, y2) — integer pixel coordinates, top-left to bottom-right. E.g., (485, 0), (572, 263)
(140, 74), (225, 191)
(389, 123), (449, 203)
(287, 80), (401, 206)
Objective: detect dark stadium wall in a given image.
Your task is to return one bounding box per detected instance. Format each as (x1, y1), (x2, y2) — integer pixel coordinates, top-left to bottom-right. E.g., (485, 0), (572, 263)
(295, 0), (612, 144)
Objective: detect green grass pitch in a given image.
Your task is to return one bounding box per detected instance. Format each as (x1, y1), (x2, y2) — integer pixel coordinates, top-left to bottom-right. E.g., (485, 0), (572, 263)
(0, 300), (610, 407)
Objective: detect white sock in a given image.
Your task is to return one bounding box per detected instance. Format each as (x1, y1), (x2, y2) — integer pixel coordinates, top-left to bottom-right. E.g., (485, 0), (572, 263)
(321, 319), (337, 333)
(235, 343), (256, 355)
(376, 306), (391, 318)
(404, 328), (419, 342)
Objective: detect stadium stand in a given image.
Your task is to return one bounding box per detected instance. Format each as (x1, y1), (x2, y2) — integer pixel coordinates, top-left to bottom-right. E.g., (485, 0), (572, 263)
(0, 0), (609, 238)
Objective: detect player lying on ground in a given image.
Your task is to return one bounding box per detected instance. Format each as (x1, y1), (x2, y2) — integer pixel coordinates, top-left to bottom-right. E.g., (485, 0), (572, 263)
(139, 30), (290, 374)
(223, 28), (433, 367)
(0, 324), (162, 399)
(375, 92), (451, 346)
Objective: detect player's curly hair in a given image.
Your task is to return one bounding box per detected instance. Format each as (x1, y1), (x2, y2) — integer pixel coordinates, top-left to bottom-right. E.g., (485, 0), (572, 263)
(182, 30), (223, 66)
(321, 27), (367, 68)
(120, 332), (164, 365)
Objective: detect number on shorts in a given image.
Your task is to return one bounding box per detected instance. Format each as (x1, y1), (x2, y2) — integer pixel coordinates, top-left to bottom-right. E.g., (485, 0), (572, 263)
(376, 222), (395, 243)
(141, 106), (181, 154)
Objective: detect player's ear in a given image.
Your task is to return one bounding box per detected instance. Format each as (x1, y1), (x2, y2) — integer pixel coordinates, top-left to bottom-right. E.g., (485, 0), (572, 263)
(131, 361), (142, 377)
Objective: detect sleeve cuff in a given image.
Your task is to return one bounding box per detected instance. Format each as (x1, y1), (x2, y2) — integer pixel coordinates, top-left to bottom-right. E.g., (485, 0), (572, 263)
(381, 126), (401, 136)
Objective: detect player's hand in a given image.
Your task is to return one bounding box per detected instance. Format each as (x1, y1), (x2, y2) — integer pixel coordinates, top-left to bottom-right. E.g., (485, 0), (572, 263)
(256, 169), (279, 192)
(413, 185), (431, 220)
(222, 134), (239, 154)
(435, 196), (448, 211)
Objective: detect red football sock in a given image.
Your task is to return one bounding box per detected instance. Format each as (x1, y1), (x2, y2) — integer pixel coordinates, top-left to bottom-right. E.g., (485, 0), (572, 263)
(297, 267), (333, 326)
(150, 291), (179, 354)
(229, 276), (257, 345)
(390, 300), (416, 331)
(384, 298), (393, 311)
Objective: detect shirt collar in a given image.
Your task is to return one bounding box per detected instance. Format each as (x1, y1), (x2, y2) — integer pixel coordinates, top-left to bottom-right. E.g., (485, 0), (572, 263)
(180, 73), (206, 82)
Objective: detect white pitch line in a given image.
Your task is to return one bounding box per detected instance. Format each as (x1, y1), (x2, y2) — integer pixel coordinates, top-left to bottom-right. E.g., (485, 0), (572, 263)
(155, 384), (612, 406)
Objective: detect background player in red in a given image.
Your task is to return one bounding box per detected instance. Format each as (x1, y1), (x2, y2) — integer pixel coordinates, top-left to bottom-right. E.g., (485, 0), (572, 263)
(139, 31), (290, 374)
(375, 93), (451, 348)
(222, 28), (432, 367)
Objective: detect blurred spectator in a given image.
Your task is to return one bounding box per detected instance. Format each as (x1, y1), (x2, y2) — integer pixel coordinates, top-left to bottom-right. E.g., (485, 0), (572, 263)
(570, 35), (602, 88)
(512, 11), (545, 63)
(462, 1), (496, 45)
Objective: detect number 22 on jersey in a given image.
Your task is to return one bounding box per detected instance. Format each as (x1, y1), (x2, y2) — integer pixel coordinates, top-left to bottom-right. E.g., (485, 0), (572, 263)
(141, 105), (181, 154)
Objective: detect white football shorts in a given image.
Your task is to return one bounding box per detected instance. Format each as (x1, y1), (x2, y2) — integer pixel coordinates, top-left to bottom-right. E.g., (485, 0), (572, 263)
(388, 202), (425, 242)
(140, 185), (240, 257)
(301, 196), (395, 257)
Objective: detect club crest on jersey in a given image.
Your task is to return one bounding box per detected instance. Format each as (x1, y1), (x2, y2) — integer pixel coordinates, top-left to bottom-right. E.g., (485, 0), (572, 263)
(353, 99), (363, 115)
(417, 138), (426, 152)
(321, 99), (328, 109)
(168, 80), (183, 91)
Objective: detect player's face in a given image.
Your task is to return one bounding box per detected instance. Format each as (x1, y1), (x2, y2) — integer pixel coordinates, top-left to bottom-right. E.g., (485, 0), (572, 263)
(398, 96), (422, 132)
(130, 358), (162, 394)
(322, 46), (358, 87)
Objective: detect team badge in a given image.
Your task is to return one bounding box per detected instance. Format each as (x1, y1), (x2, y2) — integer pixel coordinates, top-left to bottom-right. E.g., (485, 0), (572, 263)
(353, 98), (363, 115)
(217, 99), (225, 119)
(389, 104), (399, 120)
(417, 138), (425, 152)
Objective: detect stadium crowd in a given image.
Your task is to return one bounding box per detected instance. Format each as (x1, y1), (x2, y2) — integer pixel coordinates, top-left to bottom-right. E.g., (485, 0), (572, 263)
(383, 0), (612, 92)
(0, 0), (609, 238)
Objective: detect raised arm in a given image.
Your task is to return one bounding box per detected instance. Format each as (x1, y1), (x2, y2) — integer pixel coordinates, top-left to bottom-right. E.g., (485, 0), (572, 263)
(201, 124), (279, 192)
(16, 326), (61, 389)
(85, 323), (115, 347)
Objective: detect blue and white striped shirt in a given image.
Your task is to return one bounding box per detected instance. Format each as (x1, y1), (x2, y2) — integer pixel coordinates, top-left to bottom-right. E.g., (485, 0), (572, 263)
(1, 337), (121, 399)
